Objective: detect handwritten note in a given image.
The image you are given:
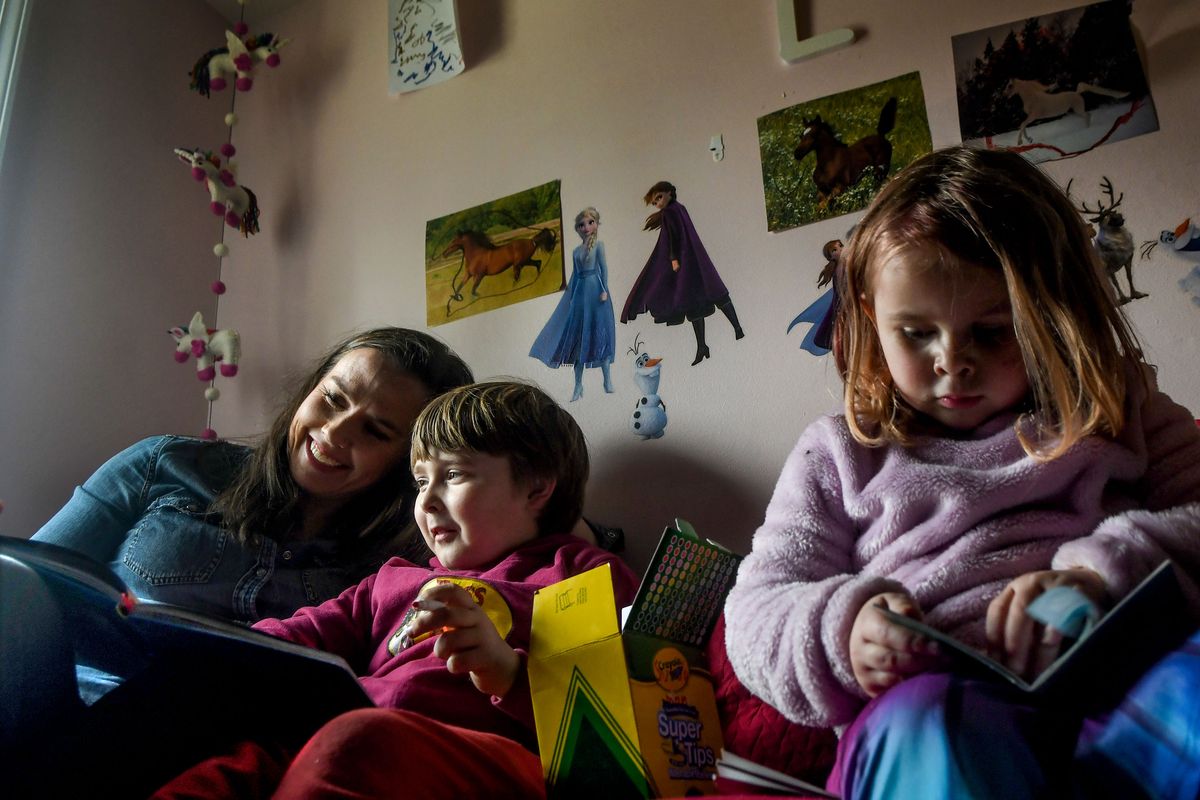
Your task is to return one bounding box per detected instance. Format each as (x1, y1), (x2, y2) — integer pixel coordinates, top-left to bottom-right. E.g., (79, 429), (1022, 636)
(388, 0), (465, 94)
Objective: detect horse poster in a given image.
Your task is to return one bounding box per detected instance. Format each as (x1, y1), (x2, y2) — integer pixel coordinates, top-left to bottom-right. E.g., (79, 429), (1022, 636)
(424, 180), (564, 327)
(951, 1), (1157, 164)
(757, 71), (932, 233)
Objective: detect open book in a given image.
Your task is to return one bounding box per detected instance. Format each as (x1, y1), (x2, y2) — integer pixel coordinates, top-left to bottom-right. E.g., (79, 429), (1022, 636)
(881, 561), (1188, 709)
(716, 749), (838, 798)
(0, 535), (370, 733)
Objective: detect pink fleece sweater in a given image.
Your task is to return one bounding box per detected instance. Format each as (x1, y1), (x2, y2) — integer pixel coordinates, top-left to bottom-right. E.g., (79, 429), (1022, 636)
(725, 365), (1200, 729)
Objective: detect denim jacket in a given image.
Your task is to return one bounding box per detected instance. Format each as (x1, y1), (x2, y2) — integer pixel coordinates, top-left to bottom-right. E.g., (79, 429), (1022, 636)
(33, 436), (426, 624)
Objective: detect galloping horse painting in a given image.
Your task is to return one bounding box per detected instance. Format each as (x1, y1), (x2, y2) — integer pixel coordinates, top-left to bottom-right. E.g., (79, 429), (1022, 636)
(757, 71), (931, 231)
(425, 180), (564, 326)
(442, 228), (557, 301)
(793, 96), (897, 208)
(950, 2), (1157, 164)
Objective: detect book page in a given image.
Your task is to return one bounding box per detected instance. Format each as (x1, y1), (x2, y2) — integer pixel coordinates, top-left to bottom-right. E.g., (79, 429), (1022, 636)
(881, 561), (1182, 701)
(716, 749), (838, 798)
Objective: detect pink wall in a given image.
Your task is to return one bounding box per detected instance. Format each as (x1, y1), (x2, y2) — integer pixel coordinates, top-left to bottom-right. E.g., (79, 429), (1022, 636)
(216, 0), (1200, 571)
(4, 1), (1197, 569)
(0, 0), (227, 536)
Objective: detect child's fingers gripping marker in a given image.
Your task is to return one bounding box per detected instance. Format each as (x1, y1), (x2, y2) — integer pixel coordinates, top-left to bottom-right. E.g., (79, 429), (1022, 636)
(388, 599), (454, 654)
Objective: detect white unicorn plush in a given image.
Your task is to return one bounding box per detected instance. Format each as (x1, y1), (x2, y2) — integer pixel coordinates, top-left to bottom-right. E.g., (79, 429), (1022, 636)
(190, 30), (290, 96)
(174, 147), (260, 236)
(170, 311), (241, 381)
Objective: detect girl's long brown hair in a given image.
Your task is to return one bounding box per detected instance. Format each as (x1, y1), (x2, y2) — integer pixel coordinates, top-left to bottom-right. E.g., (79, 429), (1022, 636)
(835, 146), (1144, 459)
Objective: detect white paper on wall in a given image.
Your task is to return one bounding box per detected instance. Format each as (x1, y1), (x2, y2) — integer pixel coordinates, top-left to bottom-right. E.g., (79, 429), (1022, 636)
(388, 0), (465, 94)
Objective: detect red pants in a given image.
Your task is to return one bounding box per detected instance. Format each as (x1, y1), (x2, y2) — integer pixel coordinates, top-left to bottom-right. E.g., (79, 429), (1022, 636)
(154, 709), (546, 800)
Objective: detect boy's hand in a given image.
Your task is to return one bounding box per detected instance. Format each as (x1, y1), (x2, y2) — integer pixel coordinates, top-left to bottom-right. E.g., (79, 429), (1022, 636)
(408, 583), (521, 698)
(849, 592), (940, 697)
(986, 568), (1107, 681)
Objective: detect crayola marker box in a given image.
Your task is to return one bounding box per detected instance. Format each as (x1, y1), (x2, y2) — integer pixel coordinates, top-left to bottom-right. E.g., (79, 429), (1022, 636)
(529, 520), (742, 798)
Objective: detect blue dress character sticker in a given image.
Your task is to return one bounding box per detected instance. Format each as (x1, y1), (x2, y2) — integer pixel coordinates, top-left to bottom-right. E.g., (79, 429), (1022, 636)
(530, 207), (616, 401)
(788, 236), (857, 356)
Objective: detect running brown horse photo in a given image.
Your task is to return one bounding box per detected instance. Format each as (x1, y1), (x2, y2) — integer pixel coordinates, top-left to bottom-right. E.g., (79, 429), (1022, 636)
(442, 227), (557, 301)
(794, 96), (897, 207)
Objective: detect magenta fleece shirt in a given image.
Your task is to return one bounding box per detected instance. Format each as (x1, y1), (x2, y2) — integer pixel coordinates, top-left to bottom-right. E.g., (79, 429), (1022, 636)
(725, 363), (1200, 729)
(254, 533), (638, 751)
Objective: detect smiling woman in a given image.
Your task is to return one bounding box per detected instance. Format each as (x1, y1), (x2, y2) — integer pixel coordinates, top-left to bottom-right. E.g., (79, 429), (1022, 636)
(32, 328), (474, 634)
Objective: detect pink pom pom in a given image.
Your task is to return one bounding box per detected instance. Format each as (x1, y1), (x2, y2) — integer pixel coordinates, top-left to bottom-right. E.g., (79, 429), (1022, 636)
(225, 210), (241, 228)
(211, 281), (227, 295)
(210, 77), (227, 91)
(191, 166), (206, 182)
(220, 143), (236, 158)
(266, 53), (280, 67)
(233, 22), (249, 35)
(233, 53), (253, 71)
(200, 427), (218, 440)
(211, 201), (226, 216)
(197, 366), (216, 381)
(191, 340), (207, 357)
(174, 351), (189, 363)
(236, 76), (253, 92)
(220, 364), (239, 378)
(219, 169), (236, 187)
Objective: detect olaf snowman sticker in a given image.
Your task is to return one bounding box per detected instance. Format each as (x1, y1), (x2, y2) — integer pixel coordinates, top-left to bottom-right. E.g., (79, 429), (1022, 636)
(629, 335), (667, 439)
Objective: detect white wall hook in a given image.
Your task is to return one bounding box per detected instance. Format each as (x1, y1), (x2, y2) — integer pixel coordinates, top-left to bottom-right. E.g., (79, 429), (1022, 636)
(709, 134), (724, 162)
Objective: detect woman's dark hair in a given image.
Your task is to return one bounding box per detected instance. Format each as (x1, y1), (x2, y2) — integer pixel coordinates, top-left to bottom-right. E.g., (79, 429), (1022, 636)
(210, 328), (473, 553)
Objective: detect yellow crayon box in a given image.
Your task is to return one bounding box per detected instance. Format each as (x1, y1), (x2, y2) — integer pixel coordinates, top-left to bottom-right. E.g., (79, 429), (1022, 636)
(528, 520), (742, 798)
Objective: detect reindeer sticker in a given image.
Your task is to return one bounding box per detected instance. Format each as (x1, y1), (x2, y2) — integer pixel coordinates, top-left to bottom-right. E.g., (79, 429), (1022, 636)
(1077, 177), (1146, 305)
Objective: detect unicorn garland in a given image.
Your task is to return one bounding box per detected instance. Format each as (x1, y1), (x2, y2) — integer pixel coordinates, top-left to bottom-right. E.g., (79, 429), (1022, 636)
(170, 13), (289, 439)
(170, 311), (241, 382)
(189, 29), (290, 97)
(174, 147), (261, 236)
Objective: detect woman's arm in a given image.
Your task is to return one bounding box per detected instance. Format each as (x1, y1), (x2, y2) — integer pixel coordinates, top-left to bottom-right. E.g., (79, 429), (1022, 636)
(31, 437), (164, 563)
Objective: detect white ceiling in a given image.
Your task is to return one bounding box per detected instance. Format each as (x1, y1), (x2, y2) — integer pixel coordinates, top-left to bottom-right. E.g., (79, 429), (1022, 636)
(203, 0), (306, 25)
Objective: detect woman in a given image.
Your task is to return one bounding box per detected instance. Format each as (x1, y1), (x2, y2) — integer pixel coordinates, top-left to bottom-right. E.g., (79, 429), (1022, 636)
(3, 328), (474, 795)
(33, 327), (474, 628)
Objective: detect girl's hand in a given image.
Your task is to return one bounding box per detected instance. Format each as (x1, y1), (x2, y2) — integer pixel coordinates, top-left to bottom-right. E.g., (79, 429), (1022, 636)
(671, 259), (680, 273)
(408, 583), (520, 698)
(599, 291), (608, 303)
(986, 568), (1107, 681)
(849, 592), (940, 697)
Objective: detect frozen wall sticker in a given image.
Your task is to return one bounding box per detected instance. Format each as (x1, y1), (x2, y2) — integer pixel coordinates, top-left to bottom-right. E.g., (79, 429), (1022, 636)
(424, 180), (564, 326)
(1140, 212), (1200, 309)
(620, 181), (745, 367)
(529, 207), (616, 402)
(951, 0), (1158, 164)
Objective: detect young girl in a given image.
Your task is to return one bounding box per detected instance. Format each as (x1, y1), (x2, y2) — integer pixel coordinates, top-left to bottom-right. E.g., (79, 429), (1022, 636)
(724, 146), (1200, 799)
(621, 181), (744, 365)
(529, 207), (616, 401)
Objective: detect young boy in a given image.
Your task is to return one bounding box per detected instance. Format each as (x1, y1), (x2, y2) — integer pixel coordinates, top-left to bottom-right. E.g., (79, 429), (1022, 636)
(155, 381), (639, 799)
